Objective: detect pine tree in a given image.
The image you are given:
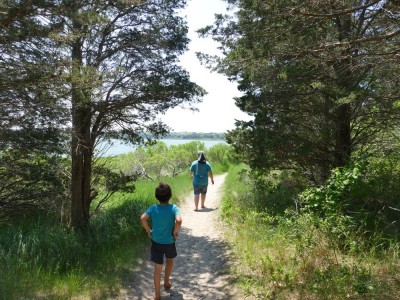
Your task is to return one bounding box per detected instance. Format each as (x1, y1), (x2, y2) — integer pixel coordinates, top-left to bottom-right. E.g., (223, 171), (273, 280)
(1, 0), (204, 228)
(201, 0), (400, 182)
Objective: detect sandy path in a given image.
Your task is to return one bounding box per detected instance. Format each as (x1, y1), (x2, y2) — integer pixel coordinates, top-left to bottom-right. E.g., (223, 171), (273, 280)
(121, 174), (242, 300)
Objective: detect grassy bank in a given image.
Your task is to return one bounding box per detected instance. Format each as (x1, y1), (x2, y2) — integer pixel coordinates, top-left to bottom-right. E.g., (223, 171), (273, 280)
(0, 174), (192, 299)
(222, 164), (400, 299)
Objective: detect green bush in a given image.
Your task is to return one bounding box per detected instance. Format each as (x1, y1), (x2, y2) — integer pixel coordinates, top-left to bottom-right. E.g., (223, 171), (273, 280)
(300, 156), (400, 251)
(221, 163), (400, 299)
(207, 143), (232, 163)
(230, 169), (304, 216)
(0, 150), (69, 221)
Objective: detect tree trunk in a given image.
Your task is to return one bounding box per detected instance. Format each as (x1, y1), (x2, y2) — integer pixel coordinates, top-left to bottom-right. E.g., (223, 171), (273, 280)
(333, 14), (353, 168)
(335, 103), (352, 167)
(70, 20), (93, 230)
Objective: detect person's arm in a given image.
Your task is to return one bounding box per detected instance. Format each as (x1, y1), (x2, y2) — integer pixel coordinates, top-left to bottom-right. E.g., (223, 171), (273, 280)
(208, 171), (214, 185)
(140, 213), (152, 239)
(173, 215), (182, 239)
(190, 164), (194, 179)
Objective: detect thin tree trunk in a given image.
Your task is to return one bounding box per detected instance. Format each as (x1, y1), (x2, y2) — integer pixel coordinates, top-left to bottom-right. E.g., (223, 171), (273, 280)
(333, 14), (353, 167)
(335, 103), (352, 167)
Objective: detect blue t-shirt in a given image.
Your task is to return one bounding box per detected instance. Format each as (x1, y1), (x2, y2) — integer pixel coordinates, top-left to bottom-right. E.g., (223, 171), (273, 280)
(190, 161), (212, 186)
(145, 204), (180, 244)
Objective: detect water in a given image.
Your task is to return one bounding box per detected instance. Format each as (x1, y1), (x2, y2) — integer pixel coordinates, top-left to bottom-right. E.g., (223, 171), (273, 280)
(97, 139), (226, 156)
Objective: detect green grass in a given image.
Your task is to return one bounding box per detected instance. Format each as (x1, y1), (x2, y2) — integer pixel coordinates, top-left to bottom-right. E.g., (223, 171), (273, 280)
(0, 173), (193, 299)
(221, 164), (400, 299)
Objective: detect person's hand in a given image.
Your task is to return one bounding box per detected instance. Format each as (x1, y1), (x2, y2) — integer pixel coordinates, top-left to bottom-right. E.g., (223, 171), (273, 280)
(211, 178), (214, 185)
(147, 229), (152, 239)
(173, 230), (179, 239)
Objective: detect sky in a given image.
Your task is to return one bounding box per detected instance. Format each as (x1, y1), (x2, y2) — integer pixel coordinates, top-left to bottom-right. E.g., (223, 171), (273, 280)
(159, 0), (252, 133)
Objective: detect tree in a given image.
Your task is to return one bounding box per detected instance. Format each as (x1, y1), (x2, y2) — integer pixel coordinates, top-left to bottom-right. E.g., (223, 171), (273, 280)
(0, 1), (71, 219)
(168, 142), (202, 176)
(1, 0), (204, 229)
(201, 0), (400, 182)
(207, 143), (231, 164)
(130, 142), (170, 180)
(0, 150), (69, 221)
(0, 0), (69, 154)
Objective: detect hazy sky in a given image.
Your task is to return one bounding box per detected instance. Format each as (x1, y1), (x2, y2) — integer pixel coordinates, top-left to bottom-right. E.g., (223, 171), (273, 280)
(159, 0), (252, 133)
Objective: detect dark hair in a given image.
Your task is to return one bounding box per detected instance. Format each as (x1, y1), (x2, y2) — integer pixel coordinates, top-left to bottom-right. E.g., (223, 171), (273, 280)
(155, 182), (172, 203)
(197, 151), (206, 164)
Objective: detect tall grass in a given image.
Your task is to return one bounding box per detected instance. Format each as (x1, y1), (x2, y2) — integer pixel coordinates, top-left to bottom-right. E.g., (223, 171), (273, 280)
(222, 164), (400, 299)
(0, 173), (192, 299)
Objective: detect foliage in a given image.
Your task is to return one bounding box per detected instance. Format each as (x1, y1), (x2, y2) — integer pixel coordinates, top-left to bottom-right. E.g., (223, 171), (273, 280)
(1, 0), (205, 228)
(221, 164), (400, 299)
(222, 165), (304, 217)
(300, 155), (400, 250)
(202, 0), (400, 183)
(0, 200), (147, 298)
(104, 140), (231, 181)
(90, 163), (138, 213)
(168, 141), (205, 176)
(87, 140), (230, 211)
(0, 174), (190, 299)
(130, 141), (171, 179)
(0, 0), (70, 155)
(0, 150), (69, 221)
(206, 143), (232, 164)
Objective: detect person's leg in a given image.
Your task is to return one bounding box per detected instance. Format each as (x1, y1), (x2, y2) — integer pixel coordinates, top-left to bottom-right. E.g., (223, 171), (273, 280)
(200, 192), (206, 208)
(164, 258), (174, 288)
(200, 186), (208, 208)
(193, 186), (200, 211)
(194, 194), (200, 210)
(164, 243), (177, 288)
(154, 263), (163, 300)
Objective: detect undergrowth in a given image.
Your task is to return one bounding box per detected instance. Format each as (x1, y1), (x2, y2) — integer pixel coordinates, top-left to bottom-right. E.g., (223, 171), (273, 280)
(0, 174), (192, 299)
(222, 164), (400, 299)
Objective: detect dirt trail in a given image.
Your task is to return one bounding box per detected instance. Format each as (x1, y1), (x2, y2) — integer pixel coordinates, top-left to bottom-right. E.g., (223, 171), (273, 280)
(121, 174), (243, 300)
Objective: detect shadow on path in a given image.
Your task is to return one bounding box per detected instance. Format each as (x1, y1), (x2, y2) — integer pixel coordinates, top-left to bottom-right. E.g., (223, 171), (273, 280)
(122, 224), (238, 299)
(116, 174), (242, 300)
(194, 207), (217, 213)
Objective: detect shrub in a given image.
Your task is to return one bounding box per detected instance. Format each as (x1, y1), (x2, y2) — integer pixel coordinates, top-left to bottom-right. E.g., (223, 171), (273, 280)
(300, 156), (400, 251)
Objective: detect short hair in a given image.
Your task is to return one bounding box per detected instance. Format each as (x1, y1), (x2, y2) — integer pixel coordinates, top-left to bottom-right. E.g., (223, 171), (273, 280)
(155, 182), (172, 203)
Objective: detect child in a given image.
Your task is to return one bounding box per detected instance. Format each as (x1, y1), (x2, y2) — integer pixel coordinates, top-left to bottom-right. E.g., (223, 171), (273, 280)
(140, 182), (182, 300)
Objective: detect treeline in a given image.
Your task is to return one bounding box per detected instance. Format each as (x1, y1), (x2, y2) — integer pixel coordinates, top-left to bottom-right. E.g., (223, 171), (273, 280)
(163, 132), (225, 140)
(205, 1), (400, 299)
(203, 0), (400, 238)
(0, 0), (204, 229)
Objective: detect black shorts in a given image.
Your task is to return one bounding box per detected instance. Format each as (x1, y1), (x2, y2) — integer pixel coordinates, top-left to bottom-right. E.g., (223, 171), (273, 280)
(193, 185), (208, 195)
(150, 240), (177, 265)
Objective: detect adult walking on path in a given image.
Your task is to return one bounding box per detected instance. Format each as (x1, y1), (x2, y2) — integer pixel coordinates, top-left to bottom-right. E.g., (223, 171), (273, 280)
(190, 151), (214, 211)
(123, 173), (243, 300)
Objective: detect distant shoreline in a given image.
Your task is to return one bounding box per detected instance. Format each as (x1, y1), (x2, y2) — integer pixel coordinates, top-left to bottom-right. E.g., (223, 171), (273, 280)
(164, 132), (225, 141)
(161, 137), (226, 141)
(100, 138), (227, 156)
